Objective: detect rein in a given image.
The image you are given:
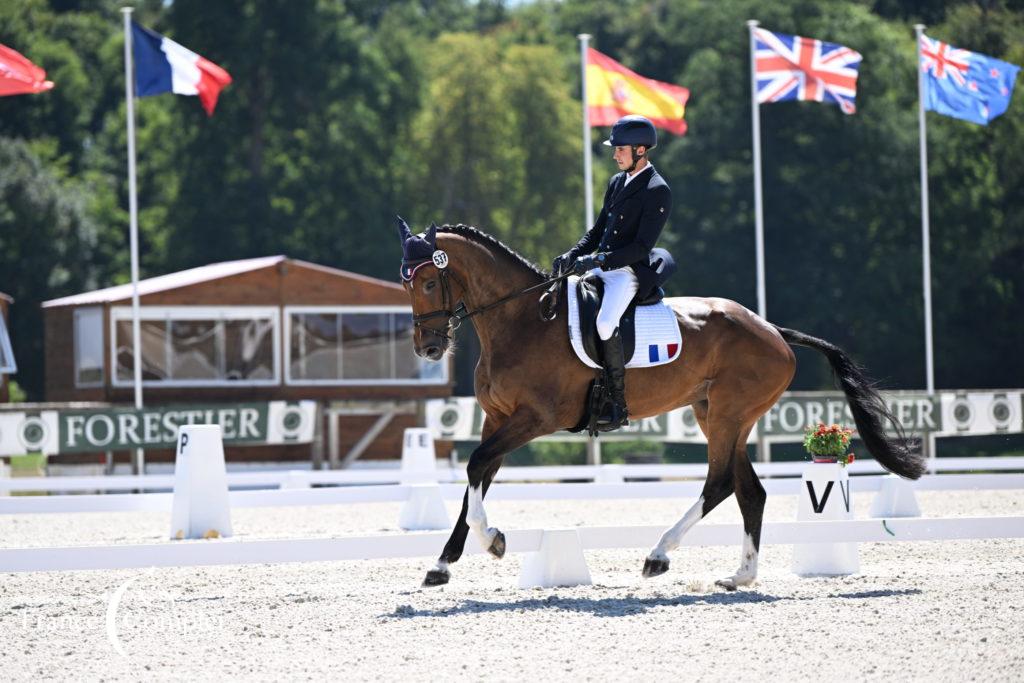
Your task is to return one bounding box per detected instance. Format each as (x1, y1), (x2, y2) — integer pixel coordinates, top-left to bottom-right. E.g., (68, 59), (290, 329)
(404, 261), (571, 340)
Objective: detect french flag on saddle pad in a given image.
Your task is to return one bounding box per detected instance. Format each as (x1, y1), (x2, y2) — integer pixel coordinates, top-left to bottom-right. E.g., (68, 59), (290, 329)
(131, 22), (232, 115)
(648, 343), (679, 363)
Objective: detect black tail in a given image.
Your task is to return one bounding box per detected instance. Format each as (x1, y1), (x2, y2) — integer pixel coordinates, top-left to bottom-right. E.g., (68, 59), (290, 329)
(775, 326), (926, 480)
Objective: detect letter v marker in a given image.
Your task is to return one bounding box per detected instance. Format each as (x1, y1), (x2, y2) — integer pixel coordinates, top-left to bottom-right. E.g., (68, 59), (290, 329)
(806, 480), (834, 514)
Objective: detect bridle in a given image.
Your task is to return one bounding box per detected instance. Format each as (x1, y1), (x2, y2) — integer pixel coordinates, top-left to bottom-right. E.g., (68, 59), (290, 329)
(401, 258), (571, 342)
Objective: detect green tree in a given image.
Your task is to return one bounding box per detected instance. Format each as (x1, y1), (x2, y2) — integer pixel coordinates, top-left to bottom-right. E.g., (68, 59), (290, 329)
(0, 137), (97, 397)
(402, 32), (583, 264)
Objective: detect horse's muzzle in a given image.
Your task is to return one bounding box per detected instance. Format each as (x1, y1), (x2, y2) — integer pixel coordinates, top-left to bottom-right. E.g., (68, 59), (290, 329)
(419, 344), (445, 361)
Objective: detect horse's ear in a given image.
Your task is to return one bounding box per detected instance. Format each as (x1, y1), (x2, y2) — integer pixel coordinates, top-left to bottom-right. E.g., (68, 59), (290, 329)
(426, 222), (438, 247)
(396, 215), (413, 243)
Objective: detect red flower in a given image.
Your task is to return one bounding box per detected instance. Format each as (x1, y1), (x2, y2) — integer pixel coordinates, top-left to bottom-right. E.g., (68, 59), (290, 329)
(849, 453), (856, 463)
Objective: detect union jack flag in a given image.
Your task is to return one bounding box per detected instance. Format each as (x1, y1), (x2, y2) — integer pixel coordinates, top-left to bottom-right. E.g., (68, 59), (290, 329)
(754, 28), (863, 114)
(919, 35), (971, 86)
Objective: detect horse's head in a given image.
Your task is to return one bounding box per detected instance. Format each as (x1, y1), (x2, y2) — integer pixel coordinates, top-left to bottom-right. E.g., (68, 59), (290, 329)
(397, 216), (457, 361)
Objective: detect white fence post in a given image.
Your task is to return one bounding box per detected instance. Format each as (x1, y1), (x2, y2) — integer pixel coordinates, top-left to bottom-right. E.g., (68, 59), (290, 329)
(398, 484), (450, 531)
(519, 528), (593, 588)
(870, 474), (921, 518)
(279, 470), (311, 489)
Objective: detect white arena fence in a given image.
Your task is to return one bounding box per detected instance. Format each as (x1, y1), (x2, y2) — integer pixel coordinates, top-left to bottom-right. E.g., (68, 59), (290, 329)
(2, 472), (1023, 516)
(1, 516), (1022, 573)
(3, 456), (1024, 495)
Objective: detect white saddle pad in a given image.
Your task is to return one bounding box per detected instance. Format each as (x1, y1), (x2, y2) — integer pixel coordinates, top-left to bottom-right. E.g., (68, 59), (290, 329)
(566, 275), (682, 369)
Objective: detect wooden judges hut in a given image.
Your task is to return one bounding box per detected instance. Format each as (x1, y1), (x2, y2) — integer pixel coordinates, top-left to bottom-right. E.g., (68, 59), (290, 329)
(41, 256), (451, 465)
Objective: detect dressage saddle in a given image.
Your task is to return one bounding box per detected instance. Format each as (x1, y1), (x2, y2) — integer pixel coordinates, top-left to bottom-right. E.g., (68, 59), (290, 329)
(574, 247), (675, 367)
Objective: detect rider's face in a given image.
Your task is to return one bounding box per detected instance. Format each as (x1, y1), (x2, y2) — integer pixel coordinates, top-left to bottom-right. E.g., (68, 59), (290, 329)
(613, 145), (645, 170)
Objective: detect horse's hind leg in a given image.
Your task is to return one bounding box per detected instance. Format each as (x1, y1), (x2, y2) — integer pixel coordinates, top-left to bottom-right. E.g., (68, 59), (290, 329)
(715, 422), (765, 590)
(642, 402), (737, 577)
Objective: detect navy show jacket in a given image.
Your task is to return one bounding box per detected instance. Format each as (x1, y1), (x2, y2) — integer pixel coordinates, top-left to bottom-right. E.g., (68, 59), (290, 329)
(569, 164), (673, 300)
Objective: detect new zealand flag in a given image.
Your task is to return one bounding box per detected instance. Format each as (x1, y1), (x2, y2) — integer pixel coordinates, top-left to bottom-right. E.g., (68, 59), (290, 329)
(920, 34), (1020, 125)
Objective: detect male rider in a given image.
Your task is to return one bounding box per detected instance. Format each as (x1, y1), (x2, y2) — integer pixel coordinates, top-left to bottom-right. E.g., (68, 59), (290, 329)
(552, 115), (673, 430)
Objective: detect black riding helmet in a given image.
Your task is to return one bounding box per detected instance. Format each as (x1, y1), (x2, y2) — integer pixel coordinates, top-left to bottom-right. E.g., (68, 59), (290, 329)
(603, 115), (657, 149)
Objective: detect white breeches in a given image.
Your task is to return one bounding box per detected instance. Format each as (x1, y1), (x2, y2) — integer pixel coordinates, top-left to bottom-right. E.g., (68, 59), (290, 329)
(593, 266), (639, 340)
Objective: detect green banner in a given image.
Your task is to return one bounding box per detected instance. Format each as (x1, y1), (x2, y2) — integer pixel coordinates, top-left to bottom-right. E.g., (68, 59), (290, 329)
(426, 390), (1024, 442)
(58, 404), (268, 452)
(0, 401), (317, 455)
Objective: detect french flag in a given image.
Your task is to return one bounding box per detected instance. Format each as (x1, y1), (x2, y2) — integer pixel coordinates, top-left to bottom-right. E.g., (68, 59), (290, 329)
(131, 22), (232, 116)
(648, 342), (680, 363)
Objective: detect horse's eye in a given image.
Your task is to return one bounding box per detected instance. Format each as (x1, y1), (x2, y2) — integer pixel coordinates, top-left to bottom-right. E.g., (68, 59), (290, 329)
(424, 280), (436, 292)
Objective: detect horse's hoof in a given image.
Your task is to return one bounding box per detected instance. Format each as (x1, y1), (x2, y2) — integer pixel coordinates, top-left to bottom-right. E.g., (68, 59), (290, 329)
(422, 569), (450, 587)
(642, 557), (670, 578)
(715, 574), (754, 591)
(487, 530), (506, 559)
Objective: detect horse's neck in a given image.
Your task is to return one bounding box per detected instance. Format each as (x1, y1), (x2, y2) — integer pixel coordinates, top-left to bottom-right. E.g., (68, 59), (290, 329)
(446, 239), (542, 352)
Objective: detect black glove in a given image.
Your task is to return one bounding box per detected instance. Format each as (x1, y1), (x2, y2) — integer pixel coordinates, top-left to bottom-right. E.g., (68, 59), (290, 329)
(551, 251), (575, 275)
(572, 253), (607, 275)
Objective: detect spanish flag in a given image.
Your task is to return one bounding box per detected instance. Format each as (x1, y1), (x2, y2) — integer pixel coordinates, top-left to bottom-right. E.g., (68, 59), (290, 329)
(586, 48), (688, 135)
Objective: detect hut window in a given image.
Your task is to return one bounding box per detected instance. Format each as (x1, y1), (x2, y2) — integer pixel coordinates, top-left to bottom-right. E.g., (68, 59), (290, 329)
(111, 306), (279, 386)
(286, 307), (446, 384)
(73, 307), (104, 386)
(0, 310), (15, 374)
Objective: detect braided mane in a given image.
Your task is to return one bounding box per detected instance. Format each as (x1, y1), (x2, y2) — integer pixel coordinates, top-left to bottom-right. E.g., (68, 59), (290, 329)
(437, 224), (548, 277)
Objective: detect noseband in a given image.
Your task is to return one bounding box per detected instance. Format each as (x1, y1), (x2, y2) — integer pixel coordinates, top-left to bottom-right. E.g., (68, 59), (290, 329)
(402, 262), (467, 342)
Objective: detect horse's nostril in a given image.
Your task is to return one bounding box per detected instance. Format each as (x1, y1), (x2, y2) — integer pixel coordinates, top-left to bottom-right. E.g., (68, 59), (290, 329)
(425, 345), (442, 360)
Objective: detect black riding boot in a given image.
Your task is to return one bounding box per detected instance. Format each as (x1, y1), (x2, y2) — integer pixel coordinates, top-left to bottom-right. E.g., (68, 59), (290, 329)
(597, 328), (629, 430)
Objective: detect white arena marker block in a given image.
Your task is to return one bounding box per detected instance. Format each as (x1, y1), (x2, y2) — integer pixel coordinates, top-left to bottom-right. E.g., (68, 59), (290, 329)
(398, 484), (450, 531)
(595, 464), (624, 484)
(870, 474), (921, 518)
(791, 462), (859, 576)
(400, 428), (438, 484)
(169, 425), (233, 540)
(518, 529), (593, 589)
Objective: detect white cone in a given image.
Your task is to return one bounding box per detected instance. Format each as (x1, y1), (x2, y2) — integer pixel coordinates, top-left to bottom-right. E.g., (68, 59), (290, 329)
(169, 425), (232, 540)
(398, 483), (450, 530)
(400, 428), (437, 484)
(870, 474), (921, 518)
(518, 529), (593, 589)
(792, 462), (859, 576)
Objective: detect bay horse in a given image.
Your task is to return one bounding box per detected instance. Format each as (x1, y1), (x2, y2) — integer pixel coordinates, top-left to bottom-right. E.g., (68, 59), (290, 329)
(397, 220), (924, 590)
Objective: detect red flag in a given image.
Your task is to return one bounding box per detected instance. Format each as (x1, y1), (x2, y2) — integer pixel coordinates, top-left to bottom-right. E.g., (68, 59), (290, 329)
(0, 43), (55, 96)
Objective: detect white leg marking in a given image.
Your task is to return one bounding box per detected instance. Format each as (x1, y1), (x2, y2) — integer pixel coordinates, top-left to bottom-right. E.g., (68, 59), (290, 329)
(716, 532), (759, 590)
(431, 559), (450, 575)
(466, 484), (498, 552)
(648, 495), (705, 562)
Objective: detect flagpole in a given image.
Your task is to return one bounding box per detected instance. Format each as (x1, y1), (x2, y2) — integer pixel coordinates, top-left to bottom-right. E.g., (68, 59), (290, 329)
(122, 7), (145, 473)
(746, 20), (767, 321)
(914, 24), (936, 396)
(577, 33), (601, 466)
(747, 20), (770, 463)
(578, 33), (595, 230)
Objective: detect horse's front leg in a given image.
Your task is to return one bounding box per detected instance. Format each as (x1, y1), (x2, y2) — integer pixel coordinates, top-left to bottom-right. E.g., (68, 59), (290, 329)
(422, 409), (544, 587)
(422, 456), (502, 586)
